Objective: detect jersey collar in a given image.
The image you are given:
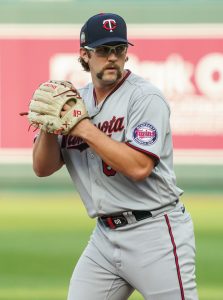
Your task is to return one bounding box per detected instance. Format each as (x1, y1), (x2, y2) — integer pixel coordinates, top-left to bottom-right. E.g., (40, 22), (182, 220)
(92, 69), (131, 119)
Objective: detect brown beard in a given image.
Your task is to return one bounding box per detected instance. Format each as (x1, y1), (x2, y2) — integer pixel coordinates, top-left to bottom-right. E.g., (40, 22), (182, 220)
(96, 64), (122, 81)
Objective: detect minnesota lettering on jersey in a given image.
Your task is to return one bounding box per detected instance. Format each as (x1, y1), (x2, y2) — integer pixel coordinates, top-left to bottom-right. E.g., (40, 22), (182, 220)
(61, 116), (125, 150)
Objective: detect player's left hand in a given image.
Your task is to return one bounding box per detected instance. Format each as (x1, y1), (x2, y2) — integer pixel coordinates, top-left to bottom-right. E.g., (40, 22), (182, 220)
(28, 80), (89, 135)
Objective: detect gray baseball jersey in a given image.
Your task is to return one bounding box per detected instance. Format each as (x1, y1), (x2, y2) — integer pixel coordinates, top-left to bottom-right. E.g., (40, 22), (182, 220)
(58, 71), (198, 300)
(59, 70), (183, 217)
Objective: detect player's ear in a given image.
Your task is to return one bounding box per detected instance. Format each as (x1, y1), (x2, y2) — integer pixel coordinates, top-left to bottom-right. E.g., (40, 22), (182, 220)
(80, 48), (89, 62)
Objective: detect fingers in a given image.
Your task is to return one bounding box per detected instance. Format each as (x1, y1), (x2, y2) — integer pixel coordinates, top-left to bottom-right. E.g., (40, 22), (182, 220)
(63, 103), (72, 110)
(60, 103), (70, 117)
(66, 99), (76, 106)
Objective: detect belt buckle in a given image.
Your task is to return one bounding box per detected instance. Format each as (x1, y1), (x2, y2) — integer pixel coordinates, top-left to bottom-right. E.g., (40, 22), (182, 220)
(105, 215), (128, 229)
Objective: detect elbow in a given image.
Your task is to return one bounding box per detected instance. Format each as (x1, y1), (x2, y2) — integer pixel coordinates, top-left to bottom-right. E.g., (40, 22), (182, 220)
(33, 165), (54, 177)
(34, 172), (50, 178)
(128, 167), (152, 182)
(33, 169), (51, 177)
(32, 159), (63, 177)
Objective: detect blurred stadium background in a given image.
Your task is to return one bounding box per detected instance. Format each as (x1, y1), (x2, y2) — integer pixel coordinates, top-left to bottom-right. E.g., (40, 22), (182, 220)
(0, 0), (223, 299)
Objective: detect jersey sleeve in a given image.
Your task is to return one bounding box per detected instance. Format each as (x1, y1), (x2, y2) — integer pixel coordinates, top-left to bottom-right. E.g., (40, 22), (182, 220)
(125, 93), (170, 164)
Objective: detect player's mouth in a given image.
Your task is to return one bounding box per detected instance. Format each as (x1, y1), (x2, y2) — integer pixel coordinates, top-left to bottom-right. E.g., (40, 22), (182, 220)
(97, 64), (122, 80)
(104, 63), (119, 70)
(105, 66), (118, 71)
(105, 68), (117, 74)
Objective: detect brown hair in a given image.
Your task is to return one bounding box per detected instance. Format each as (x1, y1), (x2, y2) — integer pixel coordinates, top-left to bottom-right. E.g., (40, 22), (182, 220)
(78, 57), (90, 72)
(78, 50), (92, 72)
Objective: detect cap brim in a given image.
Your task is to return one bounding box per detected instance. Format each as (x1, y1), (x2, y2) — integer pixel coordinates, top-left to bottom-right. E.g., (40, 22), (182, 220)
(87, 37), (134, 48)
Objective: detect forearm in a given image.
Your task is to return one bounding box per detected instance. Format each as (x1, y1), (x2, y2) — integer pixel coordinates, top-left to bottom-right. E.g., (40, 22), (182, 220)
(70, 120), (154, 181)
(33, 131), (64, 176)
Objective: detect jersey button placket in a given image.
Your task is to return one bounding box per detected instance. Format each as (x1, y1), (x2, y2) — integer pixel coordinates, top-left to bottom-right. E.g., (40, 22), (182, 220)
(87, 150), (102, 214)
(95, 178), (100, 185)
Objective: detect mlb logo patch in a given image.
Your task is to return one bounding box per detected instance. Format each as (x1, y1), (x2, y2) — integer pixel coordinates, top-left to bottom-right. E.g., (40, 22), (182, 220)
(133, 122), (158, 146)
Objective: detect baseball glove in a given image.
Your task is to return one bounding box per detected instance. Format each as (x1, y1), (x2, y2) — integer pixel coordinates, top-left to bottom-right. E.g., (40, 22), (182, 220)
(28, 80), (89, 134)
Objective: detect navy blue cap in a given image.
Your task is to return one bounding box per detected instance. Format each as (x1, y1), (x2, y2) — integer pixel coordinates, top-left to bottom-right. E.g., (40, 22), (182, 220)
(80, 13), (134, 48)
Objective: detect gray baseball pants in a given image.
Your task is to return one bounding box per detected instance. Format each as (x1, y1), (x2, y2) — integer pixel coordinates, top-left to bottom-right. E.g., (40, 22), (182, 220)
(67, 202), (198, 300)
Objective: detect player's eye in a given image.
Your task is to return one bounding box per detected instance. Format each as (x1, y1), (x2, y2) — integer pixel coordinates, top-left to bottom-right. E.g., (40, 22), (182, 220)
(95, 44), (127, 57)
(114, 45), (128, 56)
(94, 46), (110, 56)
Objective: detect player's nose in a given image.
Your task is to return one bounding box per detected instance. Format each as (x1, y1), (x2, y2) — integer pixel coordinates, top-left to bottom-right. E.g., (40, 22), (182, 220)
(107, 51), (118, 61)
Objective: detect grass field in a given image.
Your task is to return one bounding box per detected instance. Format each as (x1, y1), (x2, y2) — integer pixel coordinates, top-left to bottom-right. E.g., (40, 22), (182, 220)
(0, 192), (223, 300)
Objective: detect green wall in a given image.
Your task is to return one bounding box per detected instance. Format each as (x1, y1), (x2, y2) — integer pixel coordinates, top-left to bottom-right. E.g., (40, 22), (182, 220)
(0, 0), (223, 24)
(0, 164), (222, 195)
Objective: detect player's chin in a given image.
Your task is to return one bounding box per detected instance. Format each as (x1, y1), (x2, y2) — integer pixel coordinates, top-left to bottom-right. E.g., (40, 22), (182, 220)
(103, 77), (118, 84)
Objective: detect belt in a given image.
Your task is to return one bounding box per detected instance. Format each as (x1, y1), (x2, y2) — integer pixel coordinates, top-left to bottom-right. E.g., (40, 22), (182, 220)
(99, 210), (152, 229)
(99, 200), (179, 229)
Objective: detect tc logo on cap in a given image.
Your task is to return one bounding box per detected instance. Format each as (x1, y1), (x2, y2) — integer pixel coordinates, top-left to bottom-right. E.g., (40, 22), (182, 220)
(103, 19), (117, 32)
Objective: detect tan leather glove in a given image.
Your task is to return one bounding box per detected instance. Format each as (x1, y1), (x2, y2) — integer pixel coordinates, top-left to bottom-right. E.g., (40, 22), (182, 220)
(28, 80), (89, 134)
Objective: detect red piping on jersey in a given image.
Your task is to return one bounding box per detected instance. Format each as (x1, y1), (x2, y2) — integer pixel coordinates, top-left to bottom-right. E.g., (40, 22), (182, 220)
(125, 142), (160, 165)
(164, 214), (185, 300)
(93, 88), (97, 107)
(93, 69), (131, 108)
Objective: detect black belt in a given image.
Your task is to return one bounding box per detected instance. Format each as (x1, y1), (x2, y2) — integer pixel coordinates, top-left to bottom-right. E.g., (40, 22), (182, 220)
(99, 210), (152, 229)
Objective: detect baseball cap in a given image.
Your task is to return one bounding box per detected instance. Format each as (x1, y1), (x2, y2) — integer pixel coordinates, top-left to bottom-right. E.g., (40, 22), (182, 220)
(80, 13), (134, 48)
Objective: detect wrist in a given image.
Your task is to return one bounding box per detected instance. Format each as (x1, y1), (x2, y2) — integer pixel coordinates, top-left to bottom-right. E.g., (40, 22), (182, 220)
(69, 118), (94, 139)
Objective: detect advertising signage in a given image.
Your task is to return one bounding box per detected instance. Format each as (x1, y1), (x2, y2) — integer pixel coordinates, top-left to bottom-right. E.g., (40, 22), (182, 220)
(0, 25), (222, 150)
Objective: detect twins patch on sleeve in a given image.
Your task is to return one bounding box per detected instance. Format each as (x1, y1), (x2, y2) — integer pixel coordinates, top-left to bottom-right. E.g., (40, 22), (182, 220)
(133, 122), (158, 146)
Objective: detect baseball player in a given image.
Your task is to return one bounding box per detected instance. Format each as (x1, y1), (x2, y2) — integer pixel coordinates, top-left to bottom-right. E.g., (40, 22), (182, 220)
(28, 13), (198, 300)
